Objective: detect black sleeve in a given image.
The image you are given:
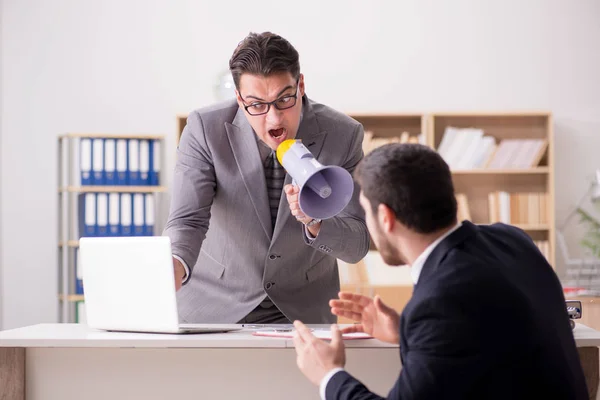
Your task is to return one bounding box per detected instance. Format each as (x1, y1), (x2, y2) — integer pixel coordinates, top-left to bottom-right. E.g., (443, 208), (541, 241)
(326, 294), (500, 400)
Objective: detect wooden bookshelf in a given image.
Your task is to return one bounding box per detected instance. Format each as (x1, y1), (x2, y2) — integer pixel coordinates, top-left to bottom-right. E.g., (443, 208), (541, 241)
(335, 112), (556, 322)
(429, 112), (555, 267)
(57, 133), (167, 323)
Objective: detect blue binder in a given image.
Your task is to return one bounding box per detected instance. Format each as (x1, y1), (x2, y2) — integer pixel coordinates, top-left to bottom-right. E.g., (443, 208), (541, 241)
(116, 139), (128, 185)
(139, 140), (150, 185)
(92, 138), (105, 185)
(149, 140), (161, 186)
(128, 139), (140, 185)
(78, 193), (97, 237)
(96, 193), (108, 236)
(80, 138), (92, 186)
(104, 139), (117, 185)
(120, 193), (133, 236)
(133, 193), (145, 236)
(108, 193), (120, 236)
(144, 194), (154, 236)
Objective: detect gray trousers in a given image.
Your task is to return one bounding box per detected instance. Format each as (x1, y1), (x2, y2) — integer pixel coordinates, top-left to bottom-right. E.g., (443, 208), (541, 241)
(237, 297), (291, 324)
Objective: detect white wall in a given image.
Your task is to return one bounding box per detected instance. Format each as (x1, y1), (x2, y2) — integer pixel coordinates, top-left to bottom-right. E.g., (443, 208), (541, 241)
(1, 0), (599, 329)
(0, 0), (3, 331)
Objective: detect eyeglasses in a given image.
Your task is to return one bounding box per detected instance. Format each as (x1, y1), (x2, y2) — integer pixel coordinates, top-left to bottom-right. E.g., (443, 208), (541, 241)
(240, 88), (298, 116)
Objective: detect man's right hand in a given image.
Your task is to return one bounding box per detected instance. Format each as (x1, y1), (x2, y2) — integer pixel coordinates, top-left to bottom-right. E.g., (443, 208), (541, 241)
(173, 257), (185, 291)
(330, 292), (400, 344)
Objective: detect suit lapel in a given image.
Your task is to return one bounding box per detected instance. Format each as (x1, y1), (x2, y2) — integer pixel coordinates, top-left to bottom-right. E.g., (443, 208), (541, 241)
(272, 97), (328, 242)
(225, 109), (272, 241)
(415, 221), (477, 287)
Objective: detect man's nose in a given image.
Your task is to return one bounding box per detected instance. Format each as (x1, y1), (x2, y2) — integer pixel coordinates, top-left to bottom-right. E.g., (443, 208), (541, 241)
(265, 105), (283, 124)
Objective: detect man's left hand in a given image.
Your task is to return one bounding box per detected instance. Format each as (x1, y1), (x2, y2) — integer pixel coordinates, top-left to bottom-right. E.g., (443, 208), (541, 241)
(284, 184), (321, 235)
(292, 320), (346, 386)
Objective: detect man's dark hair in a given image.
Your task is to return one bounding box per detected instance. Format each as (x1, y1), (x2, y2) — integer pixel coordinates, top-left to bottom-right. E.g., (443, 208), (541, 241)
(355, 143), (458, 234)
(229, 32), (300, 90)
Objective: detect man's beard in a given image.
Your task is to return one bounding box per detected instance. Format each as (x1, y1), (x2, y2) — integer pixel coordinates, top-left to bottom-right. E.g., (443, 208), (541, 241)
(375, 229), (407, 266)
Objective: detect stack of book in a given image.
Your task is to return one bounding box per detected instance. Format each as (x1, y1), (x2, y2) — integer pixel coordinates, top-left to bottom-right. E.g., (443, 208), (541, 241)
(437, 126), (547, 169)
(488, 191), (549, 225)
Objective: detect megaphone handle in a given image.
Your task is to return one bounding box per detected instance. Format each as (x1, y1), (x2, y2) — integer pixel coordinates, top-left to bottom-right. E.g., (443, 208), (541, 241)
(291, 178), (304, 217)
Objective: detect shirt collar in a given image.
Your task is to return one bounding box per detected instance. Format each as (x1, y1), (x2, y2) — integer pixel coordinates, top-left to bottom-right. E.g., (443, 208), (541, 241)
(410, 222), (462, 284)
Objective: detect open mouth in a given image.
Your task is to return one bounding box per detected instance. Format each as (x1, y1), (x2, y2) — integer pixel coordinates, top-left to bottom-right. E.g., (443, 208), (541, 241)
(269, 128), (287, 141)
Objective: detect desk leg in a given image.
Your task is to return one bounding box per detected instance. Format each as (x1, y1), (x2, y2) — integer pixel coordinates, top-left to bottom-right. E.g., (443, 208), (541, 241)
(578, 347), (599, 400)
(0, 347), (25, 400)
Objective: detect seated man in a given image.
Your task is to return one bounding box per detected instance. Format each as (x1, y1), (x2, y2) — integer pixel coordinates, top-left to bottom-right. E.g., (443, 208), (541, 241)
(293, 143), (588, 399)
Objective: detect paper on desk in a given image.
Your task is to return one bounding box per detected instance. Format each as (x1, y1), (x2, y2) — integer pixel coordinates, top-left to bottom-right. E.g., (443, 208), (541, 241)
(252, 329), (372, 340)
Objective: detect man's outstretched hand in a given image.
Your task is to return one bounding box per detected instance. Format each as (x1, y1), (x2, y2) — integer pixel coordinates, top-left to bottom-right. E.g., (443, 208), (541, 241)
(330, 292), (400, 344)
(292, 321), (346, 386)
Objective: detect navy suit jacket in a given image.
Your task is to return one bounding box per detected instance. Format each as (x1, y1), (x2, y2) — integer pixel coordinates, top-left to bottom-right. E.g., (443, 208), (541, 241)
(327, 221), (588, 399)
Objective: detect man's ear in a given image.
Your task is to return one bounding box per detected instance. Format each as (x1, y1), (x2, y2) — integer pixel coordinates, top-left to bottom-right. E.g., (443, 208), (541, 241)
(377, 203), (395, 233)
(298, 73), (305, 97)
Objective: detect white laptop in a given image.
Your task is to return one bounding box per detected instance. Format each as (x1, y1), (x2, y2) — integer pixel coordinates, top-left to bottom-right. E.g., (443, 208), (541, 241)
(79, 236), (241, 334)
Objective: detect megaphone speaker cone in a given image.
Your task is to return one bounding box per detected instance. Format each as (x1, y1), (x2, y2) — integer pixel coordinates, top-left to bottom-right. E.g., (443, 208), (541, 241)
(299, 166), (354, 220)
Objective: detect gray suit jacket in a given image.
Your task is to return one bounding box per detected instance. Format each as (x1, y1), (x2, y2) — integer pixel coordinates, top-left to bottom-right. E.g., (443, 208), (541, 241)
(164, 95), (370, 323)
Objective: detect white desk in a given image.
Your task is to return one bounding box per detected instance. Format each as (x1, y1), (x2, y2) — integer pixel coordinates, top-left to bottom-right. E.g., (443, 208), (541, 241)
(0, 323), (398, 400)
(0, 323), (598, 400)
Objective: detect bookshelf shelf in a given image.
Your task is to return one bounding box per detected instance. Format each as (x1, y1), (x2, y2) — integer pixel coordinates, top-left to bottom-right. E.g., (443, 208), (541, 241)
(430, 111), (551, 118)
(58, 294), (85, 302)
(60, 186), (168, 193)
(59, 133), (165, 140)
(58, 241), (80, 247)
(451, 167), (549, 175)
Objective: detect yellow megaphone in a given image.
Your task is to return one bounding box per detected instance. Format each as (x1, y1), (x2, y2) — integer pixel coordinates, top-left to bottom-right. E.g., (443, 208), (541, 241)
(276, 139), (354, 219)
